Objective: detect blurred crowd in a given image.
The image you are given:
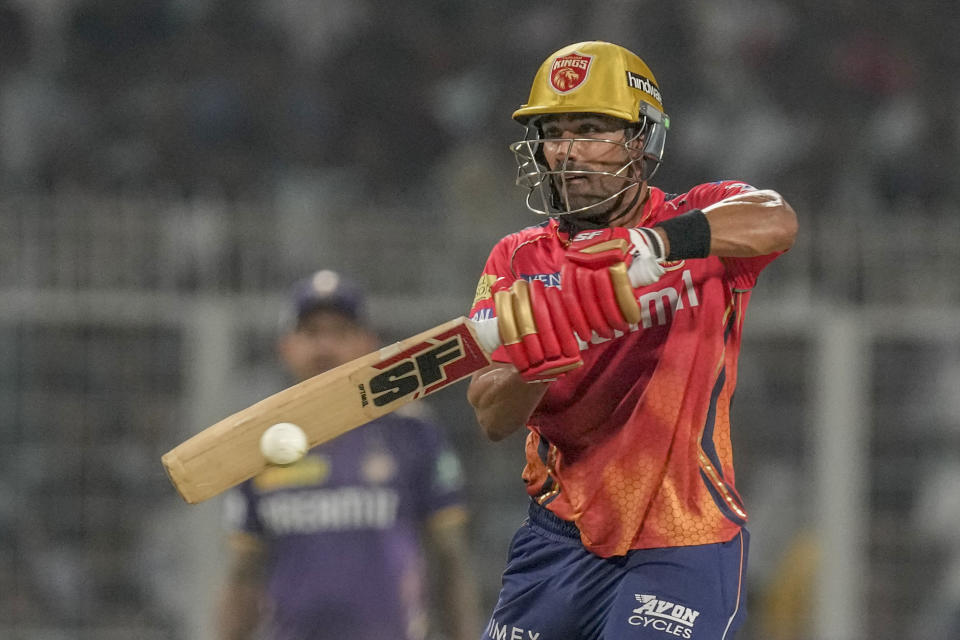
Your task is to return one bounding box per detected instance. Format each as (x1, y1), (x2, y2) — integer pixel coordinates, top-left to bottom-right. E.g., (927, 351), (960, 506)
(1, 1), (958, 638)
(1, 0), (957, 212)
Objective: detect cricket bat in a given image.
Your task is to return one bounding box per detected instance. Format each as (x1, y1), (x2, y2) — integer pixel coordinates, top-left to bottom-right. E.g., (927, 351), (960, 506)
(162, 316), (501, 504)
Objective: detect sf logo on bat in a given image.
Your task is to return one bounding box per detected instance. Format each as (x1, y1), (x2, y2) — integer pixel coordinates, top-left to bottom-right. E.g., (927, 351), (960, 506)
(358, 337), (466, 408)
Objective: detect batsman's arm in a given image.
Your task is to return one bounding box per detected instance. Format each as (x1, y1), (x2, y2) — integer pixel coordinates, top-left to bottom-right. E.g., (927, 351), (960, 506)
(654, 189), (797, 259)
(467, 364), (548, 441)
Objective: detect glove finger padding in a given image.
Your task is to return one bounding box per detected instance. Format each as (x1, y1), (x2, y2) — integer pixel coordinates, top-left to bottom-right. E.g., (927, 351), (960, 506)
(493, 278), (582, 381)
(561, 262), (636, 340)
(609, 262), (641, 325)
(509, 279), (546, 366)
(558, 262), (594, 343)
(493, 284), (531, 372)
(564, 228), (653, 337)
(573, 266), (616, 339)
(590, 267), (631, 334)
(537, 281), (580, 358)
(526, 279), (561, 359)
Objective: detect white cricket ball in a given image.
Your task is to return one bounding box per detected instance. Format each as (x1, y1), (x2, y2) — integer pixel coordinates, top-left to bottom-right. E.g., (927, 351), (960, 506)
(259, 422), (308, 465)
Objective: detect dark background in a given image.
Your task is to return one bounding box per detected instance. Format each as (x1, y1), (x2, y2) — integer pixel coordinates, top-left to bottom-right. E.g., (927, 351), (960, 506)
(1, 1), (958, 638)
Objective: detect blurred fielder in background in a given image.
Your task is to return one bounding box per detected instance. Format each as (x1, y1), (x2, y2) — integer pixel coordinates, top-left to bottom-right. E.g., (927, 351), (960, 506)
(467, 41), (798, 639)
(217, 270), (479, 640)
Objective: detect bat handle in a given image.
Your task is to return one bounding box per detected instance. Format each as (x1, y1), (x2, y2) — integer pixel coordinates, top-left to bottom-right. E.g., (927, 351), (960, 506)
(470, 317), (501, 353)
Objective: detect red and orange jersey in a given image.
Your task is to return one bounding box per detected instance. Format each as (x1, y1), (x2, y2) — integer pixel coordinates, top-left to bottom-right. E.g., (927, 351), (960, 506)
(469, 181), (782, 557)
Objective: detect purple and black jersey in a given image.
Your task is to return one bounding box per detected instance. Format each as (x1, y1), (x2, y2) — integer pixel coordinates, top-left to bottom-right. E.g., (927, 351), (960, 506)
(225, 407), (466, 640)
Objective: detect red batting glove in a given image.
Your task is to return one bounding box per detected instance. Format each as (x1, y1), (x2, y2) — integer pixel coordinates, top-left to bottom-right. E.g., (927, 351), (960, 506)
(492, 278), (582, 382)
(562, 227), (665, 340)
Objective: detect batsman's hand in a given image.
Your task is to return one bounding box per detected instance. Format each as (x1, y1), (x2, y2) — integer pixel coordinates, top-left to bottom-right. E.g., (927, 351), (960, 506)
(493, 278), (582, 382)
(562, 227), (666, 340)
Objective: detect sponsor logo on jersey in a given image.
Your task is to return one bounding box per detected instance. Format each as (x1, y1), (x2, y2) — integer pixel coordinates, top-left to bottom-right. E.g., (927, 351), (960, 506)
(484, 616), (542, 640)
(471, 307), (494, 321)
(626, 71), (662, 105)
(550, 52), (593, 93)
(473, 273), (498, 305)
(259, 486), (400, 534)
(521, 271), (562, 287)
(635, 268), (700, 329)
(628, 594), (701, 638)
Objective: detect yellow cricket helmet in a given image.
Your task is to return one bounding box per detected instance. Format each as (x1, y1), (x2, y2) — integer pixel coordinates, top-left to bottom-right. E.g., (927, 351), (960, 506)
(513, 41), (668, 127)
(510, 41), (670, 219)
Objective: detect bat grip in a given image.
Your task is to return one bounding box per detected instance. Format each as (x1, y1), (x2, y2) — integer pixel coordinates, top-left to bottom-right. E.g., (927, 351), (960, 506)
(470, 267), (645, 355)
(471, 317), (501, 353)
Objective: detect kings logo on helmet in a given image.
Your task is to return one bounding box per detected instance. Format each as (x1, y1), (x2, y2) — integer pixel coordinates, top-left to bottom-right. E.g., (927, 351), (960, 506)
(549, 52), (593, 93)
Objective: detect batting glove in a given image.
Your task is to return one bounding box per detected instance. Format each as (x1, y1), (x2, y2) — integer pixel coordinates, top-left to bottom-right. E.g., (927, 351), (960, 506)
(493, 278), (582, 382)
(561, 227), (666, 340)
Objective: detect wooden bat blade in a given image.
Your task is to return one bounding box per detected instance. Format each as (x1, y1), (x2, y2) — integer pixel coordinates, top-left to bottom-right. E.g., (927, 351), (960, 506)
(162, 316), (492, 504)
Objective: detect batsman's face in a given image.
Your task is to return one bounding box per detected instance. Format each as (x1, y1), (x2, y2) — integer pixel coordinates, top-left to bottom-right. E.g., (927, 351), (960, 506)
(539, 114), (639, 212)
(279, 309), (378, 381)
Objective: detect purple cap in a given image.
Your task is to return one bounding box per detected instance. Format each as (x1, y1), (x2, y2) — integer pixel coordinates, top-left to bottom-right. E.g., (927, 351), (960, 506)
(289, 270), (367, 326)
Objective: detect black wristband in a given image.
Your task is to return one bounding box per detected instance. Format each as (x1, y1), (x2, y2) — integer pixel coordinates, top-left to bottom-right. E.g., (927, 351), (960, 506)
(656, 209), (711, 260)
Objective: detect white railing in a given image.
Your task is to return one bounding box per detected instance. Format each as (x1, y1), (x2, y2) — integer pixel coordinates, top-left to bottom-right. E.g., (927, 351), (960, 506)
(2, 191), (958, 306)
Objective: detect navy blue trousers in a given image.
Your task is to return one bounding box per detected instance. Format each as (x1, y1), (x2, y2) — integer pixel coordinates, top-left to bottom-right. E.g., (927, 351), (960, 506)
(481, 502), (749, 640)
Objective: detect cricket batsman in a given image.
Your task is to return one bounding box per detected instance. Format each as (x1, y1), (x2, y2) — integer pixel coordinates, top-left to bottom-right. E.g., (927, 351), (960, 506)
(468, 40), (798, 639)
